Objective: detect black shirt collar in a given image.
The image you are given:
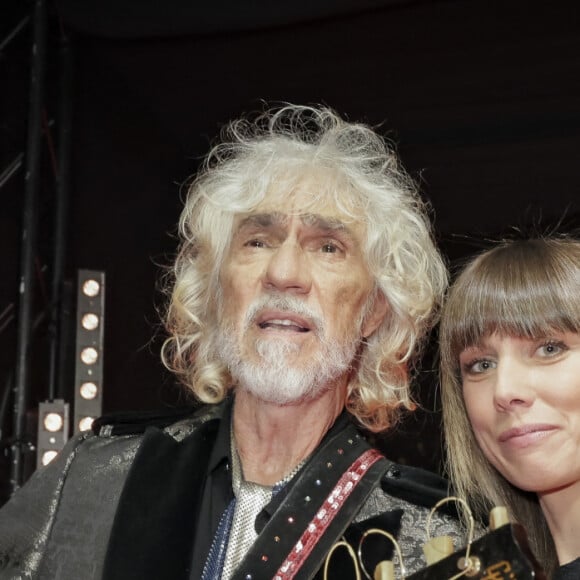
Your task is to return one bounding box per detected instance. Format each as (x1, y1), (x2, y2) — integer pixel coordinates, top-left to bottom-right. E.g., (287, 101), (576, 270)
(207, 395), (234, 475)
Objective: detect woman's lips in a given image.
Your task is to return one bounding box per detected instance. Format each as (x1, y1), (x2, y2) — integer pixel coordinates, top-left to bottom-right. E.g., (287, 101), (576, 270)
(499, 424), (558, 444)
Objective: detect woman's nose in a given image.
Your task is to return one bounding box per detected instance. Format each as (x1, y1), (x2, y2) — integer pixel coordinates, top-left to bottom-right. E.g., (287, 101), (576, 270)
(493, 359), (535, 411)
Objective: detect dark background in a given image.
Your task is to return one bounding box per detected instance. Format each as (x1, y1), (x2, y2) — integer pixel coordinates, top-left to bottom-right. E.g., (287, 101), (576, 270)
(1, 0), (579, 499)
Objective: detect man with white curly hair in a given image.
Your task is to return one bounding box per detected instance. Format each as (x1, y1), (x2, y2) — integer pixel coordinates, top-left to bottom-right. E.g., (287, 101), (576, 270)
(0, 105), (462, 579)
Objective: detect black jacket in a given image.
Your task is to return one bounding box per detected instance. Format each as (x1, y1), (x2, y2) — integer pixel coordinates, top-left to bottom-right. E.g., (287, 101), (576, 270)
(0, 402), (464, 579)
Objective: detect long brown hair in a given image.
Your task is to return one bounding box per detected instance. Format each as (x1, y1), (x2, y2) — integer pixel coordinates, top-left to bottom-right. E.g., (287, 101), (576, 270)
(440, 237), (580, 576)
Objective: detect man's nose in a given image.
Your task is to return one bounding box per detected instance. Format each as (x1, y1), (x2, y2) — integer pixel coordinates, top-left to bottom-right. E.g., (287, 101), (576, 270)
(493, 359), (535, 411)
(262, 240), (311, 294)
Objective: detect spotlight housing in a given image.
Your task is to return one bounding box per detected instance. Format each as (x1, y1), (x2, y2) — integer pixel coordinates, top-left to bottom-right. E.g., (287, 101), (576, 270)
(37, 400), (69, 469)
(74, 270), (105, 434)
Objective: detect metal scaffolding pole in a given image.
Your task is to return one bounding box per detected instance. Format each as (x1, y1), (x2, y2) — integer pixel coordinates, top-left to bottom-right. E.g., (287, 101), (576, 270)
(48, 26), (74, 401)
(10, 0), (48, 493)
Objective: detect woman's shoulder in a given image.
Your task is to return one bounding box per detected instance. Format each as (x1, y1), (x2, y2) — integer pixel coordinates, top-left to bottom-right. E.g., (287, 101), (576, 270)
(555, 556), (580, 580)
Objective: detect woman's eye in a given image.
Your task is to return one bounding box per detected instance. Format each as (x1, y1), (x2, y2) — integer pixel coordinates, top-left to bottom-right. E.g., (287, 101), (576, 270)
(537, 340), (566, 358)
(464, 359), (496, 375)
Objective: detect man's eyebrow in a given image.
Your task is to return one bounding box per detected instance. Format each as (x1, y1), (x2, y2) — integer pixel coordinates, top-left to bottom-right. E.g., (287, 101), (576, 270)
(236, 212), (287, 230)
(300, 213), (351, 234)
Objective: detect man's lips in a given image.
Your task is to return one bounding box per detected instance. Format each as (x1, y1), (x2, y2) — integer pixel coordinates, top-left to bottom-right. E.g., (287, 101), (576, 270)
(256, 311), (312, 333)
(498, 424), (558, 443)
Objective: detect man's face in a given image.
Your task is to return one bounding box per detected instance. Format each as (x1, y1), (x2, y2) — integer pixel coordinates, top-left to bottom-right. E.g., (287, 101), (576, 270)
(217, 184), (387, 404)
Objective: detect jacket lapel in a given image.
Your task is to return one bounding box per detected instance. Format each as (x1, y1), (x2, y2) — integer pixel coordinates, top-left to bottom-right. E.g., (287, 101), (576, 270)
(103, 419), (218, 580)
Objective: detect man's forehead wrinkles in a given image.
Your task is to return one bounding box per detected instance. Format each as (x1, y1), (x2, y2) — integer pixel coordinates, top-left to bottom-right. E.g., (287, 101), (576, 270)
(237, 211), (351, 232)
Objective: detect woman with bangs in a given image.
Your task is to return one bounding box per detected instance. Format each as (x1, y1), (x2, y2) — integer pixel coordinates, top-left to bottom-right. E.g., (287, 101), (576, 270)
(440, 237), (580, 579)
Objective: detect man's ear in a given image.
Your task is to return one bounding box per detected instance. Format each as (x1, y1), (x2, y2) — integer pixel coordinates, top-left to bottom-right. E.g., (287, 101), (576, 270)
(361, 291), (389, 339)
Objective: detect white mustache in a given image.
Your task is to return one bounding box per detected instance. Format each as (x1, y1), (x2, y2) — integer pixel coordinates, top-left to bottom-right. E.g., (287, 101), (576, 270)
(244, 295), (325, 336)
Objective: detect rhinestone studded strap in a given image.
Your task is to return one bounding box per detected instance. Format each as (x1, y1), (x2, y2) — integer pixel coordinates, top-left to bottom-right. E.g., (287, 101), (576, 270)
(230, 422), (390, 580)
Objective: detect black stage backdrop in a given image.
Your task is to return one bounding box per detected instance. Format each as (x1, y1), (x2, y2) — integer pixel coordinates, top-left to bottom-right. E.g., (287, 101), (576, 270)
(1, 0), (579, 495)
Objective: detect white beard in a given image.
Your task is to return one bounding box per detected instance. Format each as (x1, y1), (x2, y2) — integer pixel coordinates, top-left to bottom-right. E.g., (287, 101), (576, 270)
(216, 296), (361, 405)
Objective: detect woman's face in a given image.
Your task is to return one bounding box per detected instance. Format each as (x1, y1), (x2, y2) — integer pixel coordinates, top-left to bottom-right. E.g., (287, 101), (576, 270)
(459, 331), (580, 494)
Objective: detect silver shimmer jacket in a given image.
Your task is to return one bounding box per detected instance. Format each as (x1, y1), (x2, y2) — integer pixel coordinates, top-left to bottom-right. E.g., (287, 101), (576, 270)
(0, 402), (465, 579)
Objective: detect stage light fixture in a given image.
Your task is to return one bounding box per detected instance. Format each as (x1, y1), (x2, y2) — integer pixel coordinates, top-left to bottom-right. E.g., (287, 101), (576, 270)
(41, 450), (59, 466)
(82, 278), (100, 297)
(81, 312), (99, 331)
(74, 270), (105, 434)
(78, 416), (95, 432)
(43, 412), (64, 432)
(37, 400), (69, 470)
(80, 346), (98, 365)
(79, 381), (98, 400)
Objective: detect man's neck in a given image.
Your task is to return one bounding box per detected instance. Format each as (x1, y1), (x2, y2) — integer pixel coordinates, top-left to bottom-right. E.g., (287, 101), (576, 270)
(232, 385), (347, 486)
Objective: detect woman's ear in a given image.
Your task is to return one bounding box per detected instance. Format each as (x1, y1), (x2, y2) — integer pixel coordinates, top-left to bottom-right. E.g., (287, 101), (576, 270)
(361, 291), (389, 339)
